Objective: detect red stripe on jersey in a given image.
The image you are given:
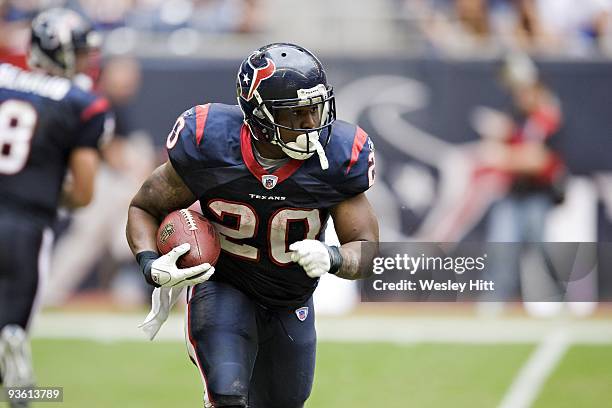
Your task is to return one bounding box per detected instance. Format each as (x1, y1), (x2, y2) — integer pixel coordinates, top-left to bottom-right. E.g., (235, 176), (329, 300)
(240, 124), (303, 185)
(345, 127), (368, 175)
(195, 104), (211, 146)
(80, 97), (109, 122)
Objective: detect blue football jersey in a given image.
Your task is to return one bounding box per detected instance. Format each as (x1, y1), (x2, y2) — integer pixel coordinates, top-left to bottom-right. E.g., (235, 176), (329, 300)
(0, 63), (111, 226)
(167, 103), (375, 308)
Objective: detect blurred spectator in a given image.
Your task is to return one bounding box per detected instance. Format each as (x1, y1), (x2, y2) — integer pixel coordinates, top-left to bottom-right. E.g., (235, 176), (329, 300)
(407, 0), (612, 57)
(533, 0), (612, 56)
(476, 53), (566, 304)
(96, 56), (152, 179)
(45, 56), (156, 308)
(502, 0), (546, 52)
(494, 0), (607, 55)
(235, 0), (258, 33)
(0, 0), (35, 62)
(0, 0), (260, 39)
(417, 0), (504, 56)
(73, 0), (134, 30)
(77, 0), (261, 34)
(187, 0), (259, 33)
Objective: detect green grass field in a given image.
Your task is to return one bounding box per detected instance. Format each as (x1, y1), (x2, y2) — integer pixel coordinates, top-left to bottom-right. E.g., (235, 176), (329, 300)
(14, 339), (610, 408)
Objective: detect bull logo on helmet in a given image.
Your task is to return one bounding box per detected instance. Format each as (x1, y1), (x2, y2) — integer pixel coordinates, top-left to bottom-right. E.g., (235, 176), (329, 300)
(240, 52), (276, 101)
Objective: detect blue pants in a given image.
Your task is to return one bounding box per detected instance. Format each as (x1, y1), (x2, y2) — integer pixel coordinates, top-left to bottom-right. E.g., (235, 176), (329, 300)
(483, 193), (554, 300)
(0, 215), (46, 330)
(186, 281), (316, 408)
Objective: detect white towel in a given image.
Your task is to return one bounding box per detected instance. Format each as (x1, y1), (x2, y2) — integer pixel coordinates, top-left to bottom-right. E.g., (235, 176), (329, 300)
(139, 286), (184, 340)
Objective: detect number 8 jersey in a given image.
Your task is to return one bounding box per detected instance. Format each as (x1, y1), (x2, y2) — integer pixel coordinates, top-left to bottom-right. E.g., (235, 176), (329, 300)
(0, 63), (111, 226)
(168, 103), (375, 308)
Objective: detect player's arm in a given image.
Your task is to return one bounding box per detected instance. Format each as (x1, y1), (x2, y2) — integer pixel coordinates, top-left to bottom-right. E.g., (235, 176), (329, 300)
(127, 161), (214, 288)
(290, 193), (379, 280)
(126, 160), (196, 255)
(60, 147), (100, 208)
(329, 192), (379, 280)
(61, 94), (114, 208)
(480, 140), (552, 174)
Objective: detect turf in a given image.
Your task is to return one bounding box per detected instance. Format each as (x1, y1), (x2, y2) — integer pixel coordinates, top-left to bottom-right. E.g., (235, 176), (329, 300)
(534, 345), (612, 408)
(310, 342), (532, 408)
(21, 339), (609, 408)
(31, 339), (203, 408)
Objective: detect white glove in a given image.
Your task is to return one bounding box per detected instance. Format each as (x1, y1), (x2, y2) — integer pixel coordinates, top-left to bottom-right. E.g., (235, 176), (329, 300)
(151, 243), (215, 288)
(290, 240), (332, 278)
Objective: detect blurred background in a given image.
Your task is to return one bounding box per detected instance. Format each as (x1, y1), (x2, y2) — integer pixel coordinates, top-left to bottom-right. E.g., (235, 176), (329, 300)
(2, 0), (611, 407)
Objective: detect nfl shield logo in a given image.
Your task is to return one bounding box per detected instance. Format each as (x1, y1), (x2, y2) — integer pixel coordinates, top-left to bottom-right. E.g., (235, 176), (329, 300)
(262, 175), (278, 190)
(295, 307), (309, 321)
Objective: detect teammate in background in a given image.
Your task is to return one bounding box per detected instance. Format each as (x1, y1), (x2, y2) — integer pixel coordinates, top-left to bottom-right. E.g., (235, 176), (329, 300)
(0, 9), (111, 406)
(44, 56), (155, 308)
(127, 43), (379, 407)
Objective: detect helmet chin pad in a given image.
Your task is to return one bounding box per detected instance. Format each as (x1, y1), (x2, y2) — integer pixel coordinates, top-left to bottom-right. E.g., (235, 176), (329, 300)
(275, 131), (318, 160)
(273, 131), (329, 170)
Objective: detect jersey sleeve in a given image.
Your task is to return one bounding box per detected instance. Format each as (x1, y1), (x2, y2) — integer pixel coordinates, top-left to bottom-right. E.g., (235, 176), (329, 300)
(166, 105), (211, 195)
(333, 126), (376, 197)
(74, 95), (113, 149)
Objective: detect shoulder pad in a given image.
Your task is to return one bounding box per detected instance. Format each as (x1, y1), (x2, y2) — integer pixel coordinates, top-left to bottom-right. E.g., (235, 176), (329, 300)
(65, 85), (110, 122)
(166, 104), (211, 150)
(324, 121), (375, 196)
(165, 104), (211, 170)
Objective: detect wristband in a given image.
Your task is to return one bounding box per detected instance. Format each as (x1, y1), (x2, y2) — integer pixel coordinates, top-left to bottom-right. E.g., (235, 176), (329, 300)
(136, 251), (160, 287)
(326, 245), (343, 275)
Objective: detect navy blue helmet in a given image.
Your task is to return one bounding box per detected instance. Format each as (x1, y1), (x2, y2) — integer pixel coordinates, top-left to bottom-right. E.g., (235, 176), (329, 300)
(28, 8), (101, 78)
(236, 43), (336, 167)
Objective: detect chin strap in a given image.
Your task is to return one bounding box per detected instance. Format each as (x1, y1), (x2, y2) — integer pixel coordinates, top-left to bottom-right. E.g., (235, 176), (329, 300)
(313, 139), (329, 170)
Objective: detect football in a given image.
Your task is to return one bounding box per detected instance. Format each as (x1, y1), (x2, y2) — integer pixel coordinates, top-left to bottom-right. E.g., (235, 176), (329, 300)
(156, 209), (221, 268)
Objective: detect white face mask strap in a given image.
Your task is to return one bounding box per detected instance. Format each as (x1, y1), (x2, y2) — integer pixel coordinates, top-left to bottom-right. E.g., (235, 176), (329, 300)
(314, 138), (329, 170)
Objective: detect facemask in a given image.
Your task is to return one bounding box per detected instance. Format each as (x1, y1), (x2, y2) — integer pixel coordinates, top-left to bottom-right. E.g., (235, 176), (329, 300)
(275, 131), (329, 170)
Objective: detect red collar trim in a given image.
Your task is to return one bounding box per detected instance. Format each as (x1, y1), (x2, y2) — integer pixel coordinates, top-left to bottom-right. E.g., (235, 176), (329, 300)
(240, 124), (303, 185)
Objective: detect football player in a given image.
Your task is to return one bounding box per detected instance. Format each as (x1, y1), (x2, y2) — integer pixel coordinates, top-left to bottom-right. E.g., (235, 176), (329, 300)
(127, 43), (379, 408)
(0, 9), (111, 406)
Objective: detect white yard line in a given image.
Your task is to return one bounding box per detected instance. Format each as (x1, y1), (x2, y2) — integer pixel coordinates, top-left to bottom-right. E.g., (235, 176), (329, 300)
(30, 312), (612, 344)
(498, 331), (570, 408)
